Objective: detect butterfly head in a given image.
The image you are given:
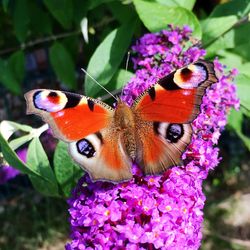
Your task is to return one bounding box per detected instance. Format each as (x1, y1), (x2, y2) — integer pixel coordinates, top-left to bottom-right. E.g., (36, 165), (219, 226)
(113, 99), (135, 129)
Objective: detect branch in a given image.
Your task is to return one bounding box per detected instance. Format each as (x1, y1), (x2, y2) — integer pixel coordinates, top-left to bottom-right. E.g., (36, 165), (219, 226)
(0, 16), (115, 56)
(0, 30), (81, 56)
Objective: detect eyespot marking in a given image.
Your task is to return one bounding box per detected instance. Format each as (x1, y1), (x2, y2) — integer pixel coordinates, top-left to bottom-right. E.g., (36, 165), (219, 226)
(48, 91), (58, 97)
(174, 64), (208, 89)
(47, 91), (60, 104)
(76, 139), (96, 158)
(180, 67), (192, 81)
(166, 124), (184, 143)
(33, 90), (67, 112)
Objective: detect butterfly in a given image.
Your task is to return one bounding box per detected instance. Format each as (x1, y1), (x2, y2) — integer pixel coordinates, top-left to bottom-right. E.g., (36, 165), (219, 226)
(25, 59), (217, 182)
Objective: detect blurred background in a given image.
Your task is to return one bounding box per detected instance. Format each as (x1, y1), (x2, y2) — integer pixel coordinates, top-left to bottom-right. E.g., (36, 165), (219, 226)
(0, 0), (250, 249)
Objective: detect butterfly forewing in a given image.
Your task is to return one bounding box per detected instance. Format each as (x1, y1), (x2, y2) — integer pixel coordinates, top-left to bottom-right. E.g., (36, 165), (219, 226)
(133, 60), (218, 123)
(25, 89), (114, 141)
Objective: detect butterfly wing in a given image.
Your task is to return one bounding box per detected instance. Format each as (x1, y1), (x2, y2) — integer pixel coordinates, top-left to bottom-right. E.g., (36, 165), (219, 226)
(68, 129), (132, 182)
(135, 122), (192, 175)
(133, 60), (218, 123)
(133, 60), (217, 175)
(25, 89), (114, 141)
(25, 89), (132, 182)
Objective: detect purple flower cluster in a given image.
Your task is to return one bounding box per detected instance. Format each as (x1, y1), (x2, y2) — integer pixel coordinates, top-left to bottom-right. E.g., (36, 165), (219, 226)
(66, 26), (239, 250)
(0, 148), (26, 184)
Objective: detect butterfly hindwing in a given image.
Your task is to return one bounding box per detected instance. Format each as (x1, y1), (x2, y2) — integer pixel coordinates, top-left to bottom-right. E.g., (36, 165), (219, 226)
(25, 89), (114, 141)
(68, 129), (132, 182)
(136, 121), (192, 175)
(133, 60), (218, 123)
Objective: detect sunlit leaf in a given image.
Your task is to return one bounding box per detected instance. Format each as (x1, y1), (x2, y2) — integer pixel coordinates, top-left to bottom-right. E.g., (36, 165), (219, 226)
(156, 0), (196, 10)
(110, 69), (134, 89)
(0, 120), (32, 141)
(0, 133), (48, 179)
(202, 16), (237, 46)
(203, 0), (250, 48)
(210, 0), (250, 18)
(235, 74), (250, 110)
(27, 137), (59, 196)
(85, 20), (136, 97)
(133, 0), (201, 38)
(9, 134), (33, 151)
(228, 109), (250, 151)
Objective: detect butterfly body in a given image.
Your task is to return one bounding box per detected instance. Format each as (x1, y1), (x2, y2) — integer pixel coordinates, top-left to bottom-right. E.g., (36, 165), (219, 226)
(25, 60), (218, 182)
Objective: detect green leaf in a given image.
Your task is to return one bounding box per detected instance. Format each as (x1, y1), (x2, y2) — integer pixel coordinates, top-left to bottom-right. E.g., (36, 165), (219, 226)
(2, 0), (9, 12)
(110, 69), (134, 89)
(108, 1), (137, 24)
(201, 15), (237, 46)
(98, 69), (134, 99)
(54, 141), (82, 197)
(8, 51), (25, 82)
(235, 74), (250, 110)
(9, 134), (33, 151)
(0, 51), (25, 94)
(228, 109), (250, 151)
(28, 1), (52, 35)
(85, 20), (136, 97)
(44, 0), (73, 29)
(205, 22), (250, 57)
(203, 0), (250, 48)
(0, 133), (48, 179)
(216, 50), (250, 76)
(233, 42), (250, 61)
(133, 0), (201, 38)
(210, 0), (250, 18)
(49, 42), (77, 89)
(13, 0), (30, 42)
(0, 59), (21, 95)
(0, 120), (32, 141)
(88, 0), (114, 10)
(156, 0), (196, 10)
(228, 109), (243, 133)
(27, 137), (59, 196)
(73, 0), (89, 24)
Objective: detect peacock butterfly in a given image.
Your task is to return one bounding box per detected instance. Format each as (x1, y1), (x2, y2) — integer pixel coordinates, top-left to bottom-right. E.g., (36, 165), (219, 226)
(25, 59), (217, 182)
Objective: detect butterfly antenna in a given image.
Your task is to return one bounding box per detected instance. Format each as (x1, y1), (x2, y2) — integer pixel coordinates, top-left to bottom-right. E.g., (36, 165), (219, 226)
(125, 51), (131, 71)
(121, 51), (131, 98)
(81, 68), (118, 102)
